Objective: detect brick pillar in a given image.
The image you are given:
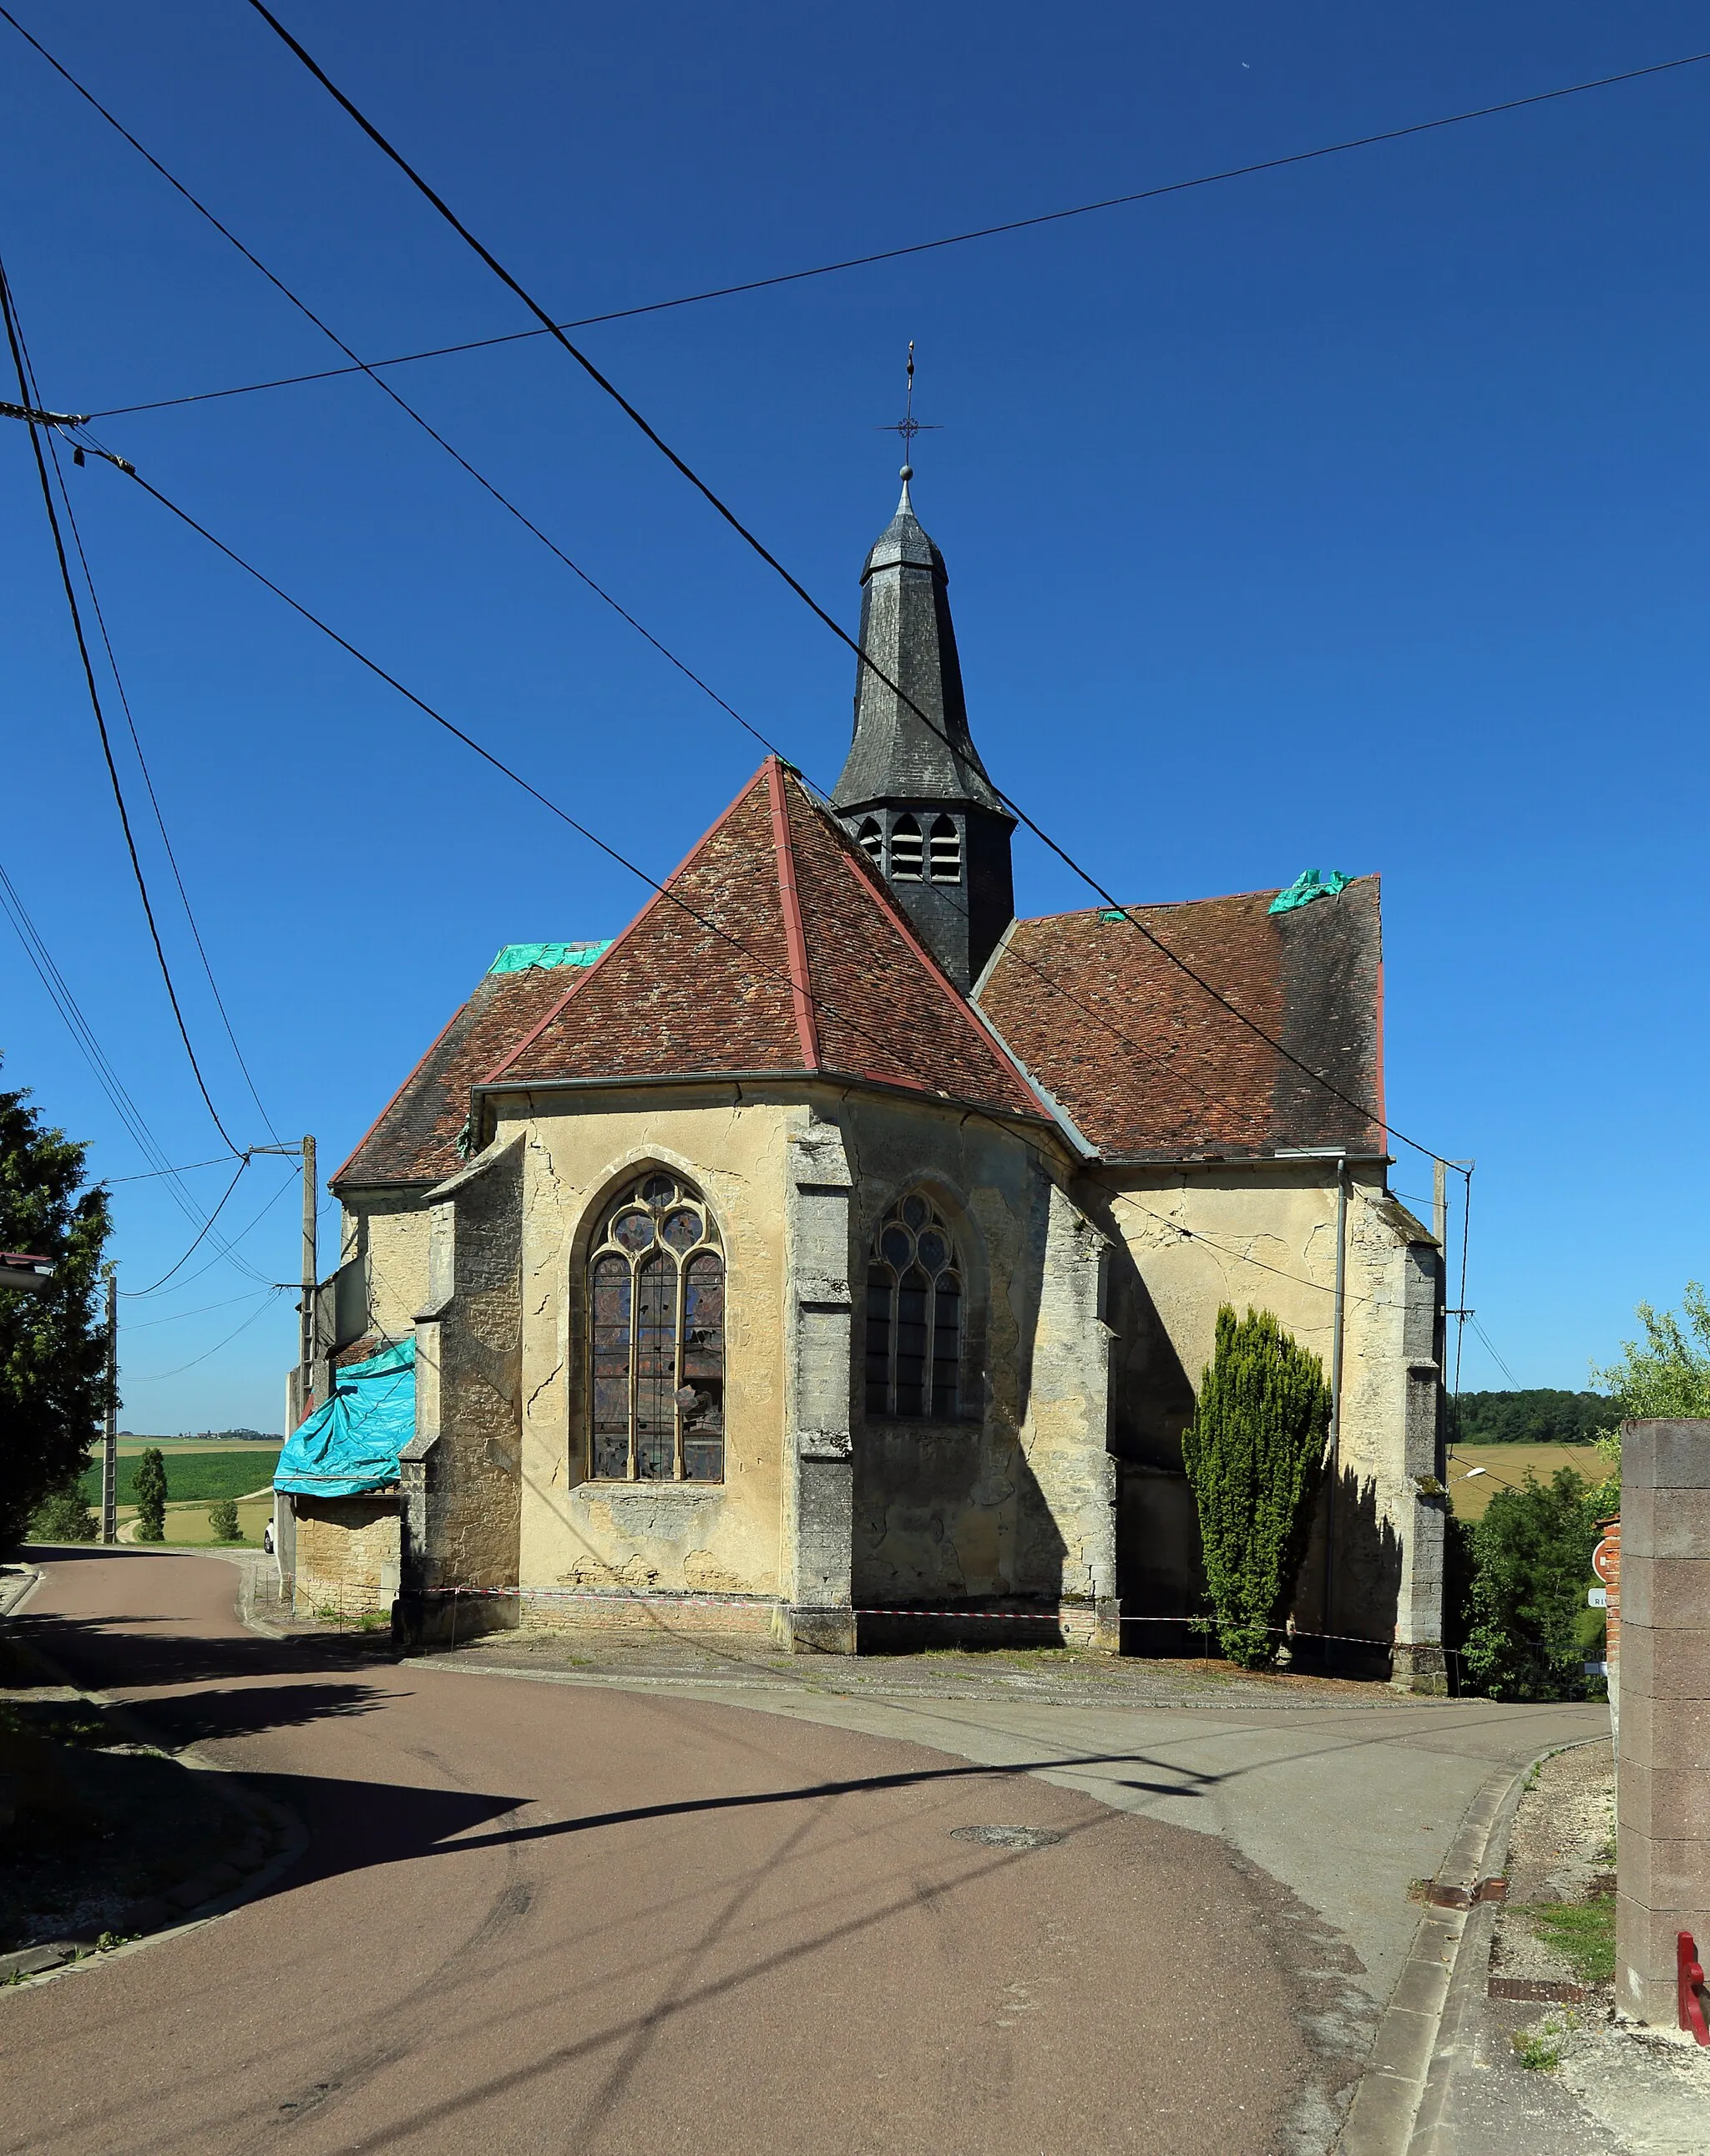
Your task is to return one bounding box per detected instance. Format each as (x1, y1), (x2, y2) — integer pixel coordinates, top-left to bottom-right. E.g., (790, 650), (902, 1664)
(1616, 1420), (1710, 2025)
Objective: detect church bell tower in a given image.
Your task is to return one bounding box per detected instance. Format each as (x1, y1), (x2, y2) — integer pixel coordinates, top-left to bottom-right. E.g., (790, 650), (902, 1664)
(830, 468), (1015, 994)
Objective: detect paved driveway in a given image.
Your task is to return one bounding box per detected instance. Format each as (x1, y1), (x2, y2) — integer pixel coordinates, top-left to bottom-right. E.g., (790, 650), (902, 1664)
(8, 1548), (1316, 2156)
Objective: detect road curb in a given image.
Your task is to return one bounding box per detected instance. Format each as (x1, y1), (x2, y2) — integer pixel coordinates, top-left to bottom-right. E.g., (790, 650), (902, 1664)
(1332, 1735), (1604, 2155)
(0, 1562), (308, 1993)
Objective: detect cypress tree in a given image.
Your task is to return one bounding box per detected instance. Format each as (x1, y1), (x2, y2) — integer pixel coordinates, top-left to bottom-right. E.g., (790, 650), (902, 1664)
(133, 1446), (168, 1542)
(1181, 1305), (1333, 1668)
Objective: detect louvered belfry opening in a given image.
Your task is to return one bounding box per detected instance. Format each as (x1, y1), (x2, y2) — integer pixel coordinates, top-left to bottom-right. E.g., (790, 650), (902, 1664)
(589, 1171), (726, 1481)
(865, 1193), (963, 1420)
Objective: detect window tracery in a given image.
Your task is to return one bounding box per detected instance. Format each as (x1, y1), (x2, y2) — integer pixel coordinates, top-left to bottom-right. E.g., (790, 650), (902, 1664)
(587, 1171), (724, 1481)
(865, 1192), (962, 1419)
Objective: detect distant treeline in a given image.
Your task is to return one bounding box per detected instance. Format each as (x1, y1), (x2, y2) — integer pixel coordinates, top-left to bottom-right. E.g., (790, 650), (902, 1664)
(116, 1427), (277, 1443)
(1449, 1390), (1620, 1445)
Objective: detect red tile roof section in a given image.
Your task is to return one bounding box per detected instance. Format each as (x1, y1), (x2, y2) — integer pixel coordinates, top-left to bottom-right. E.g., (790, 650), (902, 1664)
(489, 760), (1049, 1123)
(331, 962), (585, 1189)
(976, 881), (1384, 1160)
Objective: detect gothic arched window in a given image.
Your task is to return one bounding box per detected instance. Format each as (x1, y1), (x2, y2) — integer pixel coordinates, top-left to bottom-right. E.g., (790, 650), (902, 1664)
(588, 1171), (725, 1482)
(928, 815), (961, 883)
(888, 815), (923, 881)
(855, 817), (883, 865)
(865, 1192), (961, 1419)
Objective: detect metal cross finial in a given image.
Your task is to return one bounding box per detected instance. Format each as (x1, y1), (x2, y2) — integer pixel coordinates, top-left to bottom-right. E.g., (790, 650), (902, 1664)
(876, 339), (940, 478)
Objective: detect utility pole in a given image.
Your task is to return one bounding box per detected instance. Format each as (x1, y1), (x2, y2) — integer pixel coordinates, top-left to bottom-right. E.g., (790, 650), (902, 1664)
(102, 1266), (118, 1544)
(300, 1132), (316, 1423)
(1434, 1159), (1449, 1485)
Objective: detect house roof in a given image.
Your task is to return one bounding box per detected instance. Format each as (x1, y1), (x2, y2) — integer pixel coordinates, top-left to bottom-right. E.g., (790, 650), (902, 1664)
(331, 951), (604, 1191)
(488, 759), (1050, 1124)
(974, 880), (1385, 1161)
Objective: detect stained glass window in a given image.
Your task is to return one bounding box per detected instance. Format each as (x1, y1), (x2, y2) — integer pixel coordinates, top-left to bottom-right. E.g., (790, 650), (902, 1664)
(585, 1172), (724, 1480)
(865, 1194), (963, 1420)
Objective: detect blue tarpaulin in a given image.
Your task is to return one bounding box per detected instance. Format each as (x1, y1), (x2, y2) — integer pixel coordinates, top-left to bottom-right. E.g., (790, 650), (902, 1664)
(274, 1339), (414, 1497)
(1267, 868), (1353, 915)
(487, 940), (611, 974)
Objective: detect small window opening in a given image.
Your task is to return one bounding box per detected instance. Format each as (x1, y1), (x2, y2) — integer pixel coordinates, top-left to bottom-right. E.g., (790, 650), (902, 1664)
(928, 815), (961, 883)
(856, 817), (883, 865)
(889, 815), (923, 881)
(866, 1193), (962, 1419)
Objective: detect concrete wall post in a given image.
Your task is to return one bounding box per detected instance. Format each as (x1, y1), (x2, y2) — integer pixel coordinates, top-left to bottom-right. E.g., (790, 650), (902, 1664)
(1616, 1419), (1710, 2025)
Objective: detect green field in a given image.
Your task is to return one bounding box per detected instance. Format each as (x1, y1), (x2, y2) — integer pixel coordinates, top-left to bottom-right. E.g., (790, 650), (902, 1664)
(78, 1450), (280, 1507)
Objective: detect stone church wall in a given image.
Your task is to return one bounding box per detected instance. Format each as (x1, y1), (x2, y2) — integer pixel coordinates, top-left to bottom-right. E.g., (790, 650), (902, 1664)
(1092, 1162), (1441, 1673)
(508, 1089), (795, 1609)
(842, 1093), (1116, 1640)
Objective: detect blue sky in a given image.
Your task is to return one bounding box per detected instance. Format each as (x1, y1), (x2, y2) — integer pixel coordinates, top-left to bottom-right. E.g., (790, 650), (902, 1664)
(3, 2), (1705, 1431)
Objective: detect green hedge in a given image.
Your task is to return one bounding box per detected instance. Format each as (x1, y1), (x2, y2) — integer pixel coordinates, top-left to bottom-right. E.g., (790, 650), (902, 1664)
(78, 1450), (280, 1507)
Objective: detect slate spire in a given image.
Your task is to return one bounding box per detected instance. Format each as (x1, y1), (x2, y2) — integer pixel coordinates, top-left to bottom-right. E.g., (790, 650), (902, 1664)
(831, 476), (1015, 992)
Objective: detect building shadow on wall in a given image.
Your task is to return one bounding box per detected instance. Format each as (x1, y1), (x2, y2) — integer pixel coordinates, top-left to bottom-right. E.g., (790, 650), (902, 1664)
(1290, 1469), (1403, 1678)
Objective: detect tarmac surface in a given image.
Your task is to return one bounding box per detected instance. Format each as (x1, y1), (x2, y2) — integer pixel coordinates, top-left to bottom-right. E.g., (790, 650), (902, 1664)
(3, 1548), (1606, 2154)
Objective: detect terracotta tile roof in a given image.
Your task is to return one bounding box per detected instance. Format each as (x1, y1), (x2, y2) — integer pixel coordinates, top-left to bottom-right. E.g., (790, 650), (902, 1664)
(488, 761), (1050, 1125)
(975, 881), (1384, 1160)
(331, 962), (585, 1189)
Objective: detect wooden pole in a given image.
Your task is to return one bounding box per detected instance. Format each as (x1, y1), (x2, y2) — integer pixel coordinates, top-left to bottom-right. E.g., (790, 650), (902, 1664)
(298, 1134), (316, 1423)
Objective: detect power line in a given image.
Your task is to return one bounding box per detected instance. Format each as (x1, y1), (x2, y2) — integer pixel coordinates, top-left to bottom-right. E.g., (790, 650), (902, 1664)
(241, 0), (1465, 1173)
(126, 1286), (287, 1380)
(120, 1157), (252, 1297)
(38, 422), (284, 1145)
(0, 13), (783, 765)
(0, 251), (243, 1154)
(10, 23), (1260, 1140)
(101, 1152), (250, 1183)
(124, 1287), (278, 1329)
(78, 453), (1389, 1323)
(26, 18), (1695, 419)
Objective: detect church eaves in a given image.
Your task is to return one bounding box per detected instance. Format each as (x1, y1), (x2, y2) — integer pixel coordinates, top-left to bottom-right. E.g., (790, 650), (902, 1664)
(484, 759), (1050, 1125)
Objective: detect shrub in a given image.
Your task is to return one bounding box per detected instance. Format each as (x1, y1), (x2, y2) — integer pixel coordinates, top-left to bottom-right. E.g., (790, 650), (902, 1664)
(207, 1498), (240, 1542)
(1181, 1305), (1332, 1668)
(132, 1446), (167, 1542)
(28, 1483), (98, 1542)
(1460, 1466), (1599, 1700)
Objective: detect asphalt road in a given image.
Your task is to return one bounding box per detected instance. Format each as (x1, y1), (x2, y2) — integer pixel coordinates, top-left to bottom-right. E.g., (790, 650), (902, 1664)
(7, 1548), (1317, 2156)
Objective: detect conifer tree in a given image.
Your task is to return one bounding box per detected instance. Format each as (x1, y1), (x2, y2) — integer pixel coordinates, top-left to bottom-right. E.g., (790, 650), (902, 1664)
(133, 1447), (168, 1542)
(0, 1064), (112, 1548)
(1181, 1305), (1333, 1668)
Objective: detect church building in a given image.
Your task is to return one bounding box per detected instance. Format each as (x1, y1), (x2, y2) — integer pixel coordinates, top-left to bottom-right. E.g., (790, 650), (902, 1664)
(276, 474), (1447, 1687)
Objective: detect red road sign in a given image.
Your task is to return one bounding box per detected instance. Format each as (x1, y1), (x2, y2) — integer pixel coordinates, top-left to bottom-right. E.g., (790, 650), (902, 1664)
(1592, 1536), (1619, 1587)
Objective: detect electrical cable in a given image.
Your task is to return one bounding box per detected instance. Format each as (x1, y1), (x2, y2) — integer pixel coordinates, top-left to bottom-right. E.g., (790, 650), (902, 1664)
(149, 1164), (303, 1300)
(0, 251), (243, 1154)
(78, 451), (1392, 1320)
(127, 1286), (287, 1380)
(243, 0), (1468, 1172)
(101, 1153), (250, 1182)
(119, 1156), (250, 1297)
(16, 12), (1690, 419)
(1470, 1313), (1520, 1389)
(0, 16), (784, 762)
(124, 1287), (278, 1329)
(38, 425), (284, 1144)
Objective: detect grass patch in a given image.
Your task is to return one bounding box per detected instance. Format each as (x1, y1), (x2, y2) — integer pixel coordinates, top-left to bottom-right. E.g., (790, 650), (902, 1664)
(1512, 2027), (1563, 2071)
(1529, 1895), (1616, 1986)
(78, 1451), (279, 1508)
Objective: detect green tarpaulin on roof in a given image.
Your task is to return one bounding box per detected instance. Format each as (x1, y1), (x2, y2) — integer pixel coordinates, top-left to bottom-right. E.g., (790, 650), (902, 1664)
(487, 940), (612, 974)
(274, 1338), (413, 1498)
(1268, 868), (1352, 915)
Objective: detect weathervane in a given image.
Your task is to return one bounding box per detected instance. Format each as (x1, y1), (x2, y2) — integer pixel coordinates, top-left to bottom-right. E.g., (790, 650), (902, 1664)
(876, 340), (940, 477)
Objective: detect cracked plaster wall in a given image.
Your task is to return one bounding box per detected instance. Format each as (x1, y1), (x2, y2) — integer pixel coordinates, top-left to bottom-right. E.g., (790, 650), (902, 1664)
(507, 1090), (793, 1605)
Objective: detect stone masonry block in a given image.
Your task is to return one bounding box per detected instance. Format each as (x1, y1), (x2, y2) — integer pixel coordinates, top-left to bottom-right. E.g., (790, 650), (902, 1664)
(1621, 1485), (1710, 1561)
(1617, 1624), (1710, 1704)
(1619, 1831), (1710, 1917)
(1621, 1688), (1710, 1774)
(1623, 1420), (1710, 1492)
(1621, 1556), (1710, 1630)
(1617, 1895), (1710, 2026)
(1619, 1759), (1710, 1845)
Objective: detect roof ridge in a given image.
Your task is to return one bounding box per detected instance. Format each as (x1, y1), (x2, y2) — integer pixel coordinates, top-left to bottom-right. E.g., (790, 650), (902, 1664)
(766, 759), (821, 1070)
(485, 759), (775, 1086)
